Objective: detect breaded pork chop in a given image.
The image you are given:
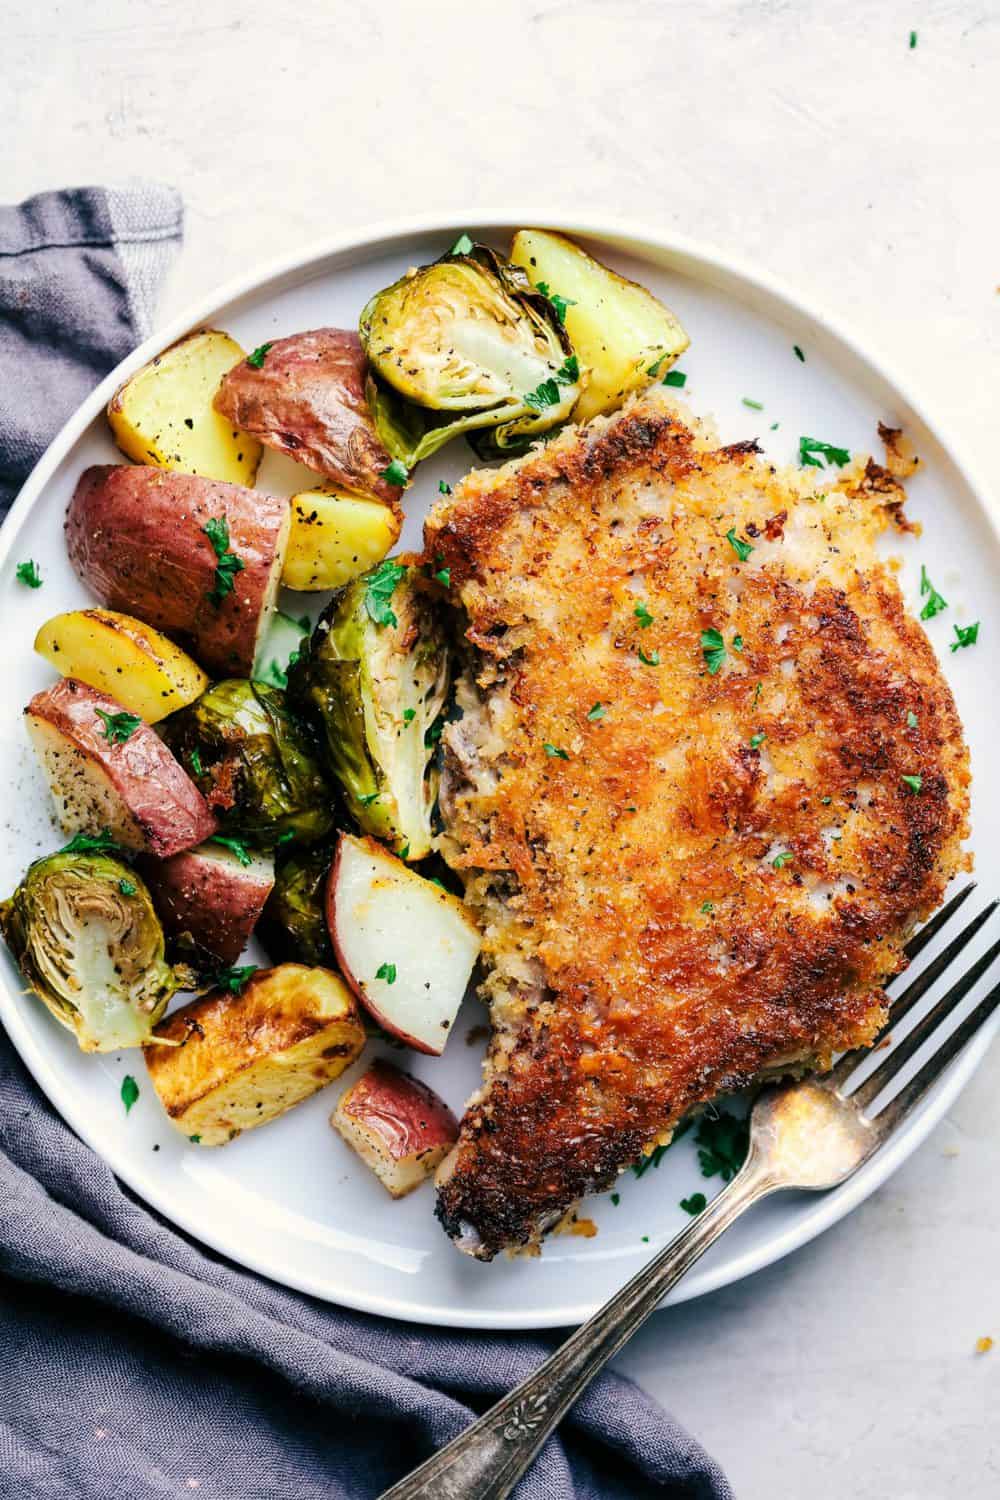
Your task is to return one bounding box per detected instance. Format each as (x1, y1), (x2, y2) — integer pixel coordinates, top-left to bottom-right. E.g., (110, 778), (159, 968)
(425, 390), (970, 1260)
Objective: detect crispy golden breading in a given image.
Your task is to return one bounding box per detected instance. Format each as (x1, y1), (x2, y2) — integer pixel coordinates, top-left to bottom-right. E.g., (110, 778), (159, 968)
(425, 390), (970, 1260)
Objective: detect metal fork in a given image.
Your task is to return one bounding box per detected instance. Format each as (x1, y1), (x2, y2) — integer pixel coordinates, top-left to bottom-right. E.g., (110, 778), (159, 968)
(380, 884), (1000, 1500)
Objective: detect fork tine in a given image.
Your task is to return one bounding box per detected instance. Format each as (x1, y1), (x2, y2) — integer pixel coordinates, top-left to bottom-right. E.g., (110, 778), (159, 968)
(826, 899), (999, 1090)
(903, 882), (977, 962)
(871, 976), (1000, 1136)
(848, 934), (1000, 1110)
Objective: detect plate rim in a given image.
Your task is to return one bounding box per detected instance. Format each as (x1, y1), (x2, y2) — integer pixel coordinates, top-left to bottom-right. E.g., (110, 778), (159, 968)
(1, 210), (996, 1329)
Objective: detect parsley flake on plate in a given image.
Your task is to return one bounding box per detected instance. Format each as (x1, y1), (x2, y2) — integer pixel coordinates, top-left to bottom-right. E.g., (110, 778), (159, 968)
(749, 731), (766, 749)
(215, 964), (258, 994)
(726, 528), (754, 562)
(793, 344), (806, 362)
(701, 628), (727, 675)
(901, 774), (923, 794)
(638, 648), (660, 666)
(523, 355), (580, 411)
(15, 559), (42, 588)
(634, 601), (654, 628)
(696, 1109), (749, 1181)
(772, 850), (794, 869)
(118, 878), (137, 896)
(919, 563), (948, 620)
(543, 742), (569, 760)
(246, 342), (273, 369)
(587, 702), (606, 721)
(662, 369), (687, 388)
(951, 622), (979, 652)
(680, 1192), (707, 1216)
(376, 962), (397, 984)
(121, 1075), (140, 1114)
(741, 397), (764, 411)
(438, 480), (452, 495)
(449, 232), (474, 256)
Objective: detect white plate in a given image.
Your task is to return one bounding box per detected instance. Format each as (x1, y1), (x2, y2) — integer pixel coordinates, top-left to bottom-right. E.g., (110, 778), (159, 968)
(1, 217), (997, 1330)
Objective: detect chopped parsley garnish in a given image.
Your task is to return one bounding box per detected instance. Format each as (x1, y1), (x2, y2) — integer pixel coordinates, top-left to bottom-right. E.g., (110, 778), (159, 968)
(424, 719), (444, 747)
(449, 232), (474, 256)
(209, 835), (252, 867)
(742, 397), (764, 411)
(15, 559), (42, 588)
(732, 634), (744, 653)
(60, 829), (121, 855)
(534, 282), (576, 324)
(680, 1192), (707, 1216)
(634, 601), (654, 628)
(770, 421), (780, 430)
(214, 964), (258, 994)
(696, 1109), (749, 1181)
(358, 792), (380, 806)
(189, 746), (203, 776)
(523, 355), (580, 410)
(438, 480), (452, 495)
(434, 567), (451, 588)
(202, 515), (245, 605)
(402, 707), (416, 723)
(951, 622), (979, 652)
(246, 342), (273, 369)
(121, 1075), (139, 1114)
(909, 29), (918, 48)
(700, 901), (714, 914)
(799, 436), (850, 469)
(364, 558), (408, 628)
(375, 962), (397, 985)
(726, 528), (754, 562)
(610, 1192), (621, 1207)
(907, 710), (918, 728)
(793, 344), (805, 362)
(701, 627), (727, 675)
(189, 1135), (201, 1144)
(646, 351), (670, 377)
(901, 774), (923, 794)
(380, 458), (409, 487)
(772, 850), (794, 869)
(821, 795), (832, 805)
(398, 843), (410, 860)
(543, 742), (569, 760)
(638, 648), (660, 666)
(919, 563), (948, 620)
(95, 708), (142, 745)
(275, 829), (296, 847)
(587, 702), (606, 721)
(662, 369), (687, 388)
(118, 878), (136, 896)
(749, 731), (766, 749)
(257, 658), (289, 689)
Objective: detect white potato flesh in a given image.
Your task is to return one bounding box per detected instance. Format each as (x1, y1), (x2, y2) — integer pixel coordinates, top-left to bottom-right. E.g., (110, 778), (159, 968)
(329, 834), (480, 1055)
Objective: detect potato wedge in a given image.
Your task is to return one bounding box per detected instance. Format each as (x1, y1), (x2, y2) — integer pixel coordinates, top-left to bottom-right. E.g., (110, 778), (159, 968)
(332, 1061), (458, 1198)
(107, 329), (263, 486)
(66, 466), (290, 679)
(34, 608), (208, 723)
(282, 488), (401, 591)
(26, 678), (217, 857)
(510, 229), (689, 423)
(145, 964), (365, 1145)
(138, 843), (274, 966)
(213, 328), (403, 504)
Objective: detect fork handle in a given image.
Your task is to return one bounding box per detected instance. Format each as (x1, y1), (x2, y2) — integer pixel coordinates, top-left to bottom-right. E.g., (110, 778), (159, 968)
(378, 1151), (775, 1500)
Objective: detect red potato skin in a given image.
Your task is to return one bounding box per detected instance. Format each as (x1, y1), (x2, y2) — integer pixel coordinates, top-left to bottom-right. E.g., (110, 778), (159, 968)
(213, 329), (403, 505)
(26, 678), (217, 857)
(65, 466), (289, 678)
(137, 847), (274, 965)
(335, 1060), (459, 1194)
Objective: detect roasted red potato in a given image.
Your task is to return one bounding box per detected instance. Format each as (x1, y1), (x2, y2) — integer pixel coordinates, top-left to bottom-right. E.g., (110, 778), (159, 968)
(213, 329), (403, 505)
(145, 964), (366, 1145)
(332, 1060), (458, 1198)
(26, 678), (216, 857)
(65, 466), (290, 679)
(138, 842), (274, 966)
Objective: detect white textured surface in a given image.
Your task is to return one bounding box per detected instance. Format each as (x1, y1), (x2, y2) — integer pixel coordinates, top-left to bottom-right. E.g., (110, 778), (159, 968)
(5, 1), (999, 1495)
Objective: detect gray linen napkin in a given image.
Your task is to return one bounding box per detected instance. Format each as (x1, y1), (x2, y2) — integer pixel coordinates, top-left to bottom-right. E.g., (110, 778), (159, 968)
(0, 186), (734, 1500)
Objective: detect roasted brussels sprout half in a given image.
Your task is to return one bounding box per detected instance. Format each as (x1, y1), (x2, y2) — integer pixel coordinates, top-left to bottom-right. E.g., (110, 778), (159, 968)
(287, 561), (449, 860)
(161, 679), (333, 848)
(257, 842), (335, 967)
(359, 242), (584, 463)
(0, 849), (178, 1051)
